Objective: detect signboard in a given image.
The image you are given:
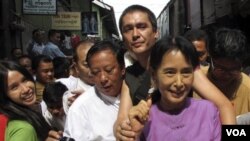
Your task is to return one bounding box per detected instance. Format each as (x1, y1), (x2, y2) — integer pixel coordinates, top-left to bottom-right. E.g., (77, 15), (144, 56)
(52, 12), (81, 30)
(22, 0), (57, 15)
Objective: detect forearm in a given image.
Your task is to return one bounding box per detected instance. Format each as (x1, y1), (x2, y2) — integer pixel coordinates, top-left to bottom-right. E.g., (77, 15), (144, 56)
(114, 81), (133, 138)
(193, 68), (236, 124)
(116, 81), (132, 124)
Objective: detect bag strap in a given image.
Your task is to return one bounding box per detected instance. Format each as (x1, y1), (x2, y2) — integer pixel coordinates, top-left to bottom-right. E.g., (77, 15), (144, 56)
(0, 114), (8, 141)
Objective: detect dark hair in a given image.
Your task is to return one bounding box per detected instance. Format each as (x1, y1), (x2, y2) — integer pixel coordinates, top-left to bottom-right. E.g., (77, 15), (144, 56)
(86, 40), (125, 69)
(11, 47), (22, 53)
(150, 36), (199, 71)
(17, 54), (32, 61)
(184, 29), (209, 51)
(32, 28), (44, 36)
(73, 39), (95, 63)
(48, 29), (60, 40)
(53, 57), (70, 79)
(17, 55), (33, 72)
(209, 28), (248, 62)
(43, 81), (68, 109)
(32, 28), (40, 36)
(0, 61), (51, 140)
(119, 4), (157, 33)
(32, 55), (52, 70)
(17, 54), (32, 66)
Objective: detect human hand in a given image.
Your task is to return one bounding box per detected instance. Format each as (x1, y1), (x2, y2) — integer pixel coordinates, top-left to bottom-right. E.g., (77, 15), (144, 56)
(45, 130), (63, 141)
(68, 89), (84, 107)
(129, 98), (152, 132)
(115, 119), (136, 141)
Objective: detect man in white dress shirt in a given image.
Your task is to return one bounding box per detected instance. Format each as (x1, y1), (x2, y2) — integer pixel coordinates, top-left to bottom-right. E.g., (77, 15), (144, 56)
(63, 40), (125, 141)
(56, 39), (95, 114)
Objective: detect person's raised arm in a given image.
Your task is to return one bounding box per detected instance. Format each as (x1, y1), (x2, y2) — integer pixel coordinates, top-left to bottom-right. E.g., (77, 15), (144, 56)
(114, 80), (135, 140)
(117, 81), (133, 122)
(193, 68), (236, 124)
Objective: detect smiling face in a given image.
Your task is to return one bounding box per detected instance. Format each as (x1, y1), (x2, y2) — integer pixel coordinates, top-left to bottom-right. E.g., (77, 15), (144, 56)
(153, 50), (194, 111)
(121, 11), (158, 57)
(7, 70), (36, 106)
(88, 49), (125, 97)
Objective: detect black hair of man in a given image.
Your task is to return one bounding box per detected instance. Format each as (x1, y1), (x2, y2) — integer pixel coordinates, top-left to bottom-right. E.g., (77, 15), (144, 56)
(53, 57), (71, 79)
(32, 28), (44, 37)
(17, 54), (32, 65)
(11, 47), (22, 55)
(32, 54), (52, 71)
(209, 28), (248, 62)
(119, 4), (157, 33)
(86, 40), (125, 69)
(184, 29), (209, 51)
(17, 54), (32, 62)
(43, 81), (68, 109)
(48, 29), (60, 41)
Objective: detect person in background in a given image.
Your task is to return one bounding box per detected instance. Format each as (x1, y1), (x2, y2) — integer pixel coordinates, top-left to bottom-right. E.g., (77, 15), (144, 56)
(63, 40), (125, 141)
(10, 47), (23, 61)
(43, 81), (68, 131)
(72, 40), (95, 86)
(184, 29), (210, 66)
(17, 55), (33, 76)
(199, 28), (250, 116)
(43, 29), (66, 59)
(242, 55), (250, 76)
(115, 4), (235, 140)
(129, 36), (221, 141)
(53, 57), (71, 79)
(57, 39), (95, 114)
(0, 61), (52, 141)
(32, 55), (54, 103)
(71, 34), (81, 48)
(63, 31), (73, 56)
(27, 28), (46, 59)
(64, 31), (73, 50)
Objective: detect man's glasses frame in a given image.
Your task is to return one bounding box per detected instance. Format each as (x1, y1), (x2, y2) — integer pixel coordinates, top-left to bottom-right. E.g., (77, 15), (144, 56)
(210, 58), (242, 75)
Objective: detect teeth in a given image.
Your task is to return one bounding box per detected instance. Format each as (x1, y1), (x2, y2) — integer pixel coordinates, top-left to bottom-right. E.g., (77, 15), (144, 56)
(22, 93), (33, 100)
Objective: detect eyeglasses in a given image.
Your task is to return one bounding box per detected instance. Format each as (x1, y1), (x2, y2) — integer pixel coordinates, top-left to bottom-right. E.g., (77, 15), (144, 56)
(210, 58), (241, 75)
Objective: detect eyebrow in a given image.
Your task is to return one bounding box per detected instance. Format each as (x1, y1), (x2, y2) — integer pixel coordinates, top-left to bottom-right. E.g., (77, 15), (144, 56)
(8, 76), (25, 89)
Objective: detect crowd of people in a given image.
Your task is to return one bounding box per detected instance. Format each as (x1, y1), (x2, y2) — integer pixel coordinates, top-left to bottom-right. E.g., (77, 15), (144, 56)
(1, 4), (250, 141)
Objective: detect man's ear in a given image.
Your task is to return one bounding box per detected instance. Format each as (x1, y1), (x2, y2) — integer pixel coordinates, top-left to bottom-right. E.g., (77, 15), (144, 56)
(122, 66), (126, 76)
(121, 66), (126, 79)
(72, 62), (79, 74)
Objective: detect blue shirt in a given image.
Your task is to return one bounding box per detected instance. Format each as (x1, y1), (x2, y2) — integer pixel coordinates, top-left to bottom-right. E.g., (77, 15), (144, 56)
(42, 42), (66, 59)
